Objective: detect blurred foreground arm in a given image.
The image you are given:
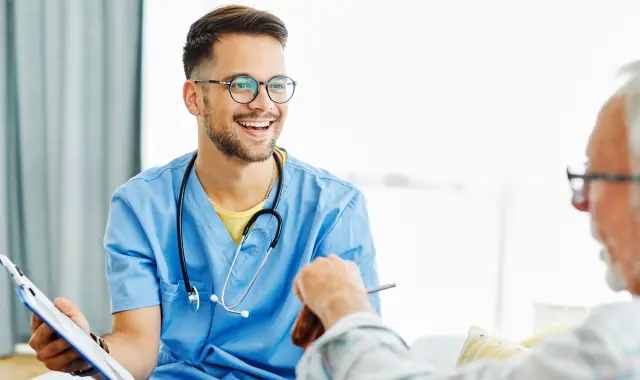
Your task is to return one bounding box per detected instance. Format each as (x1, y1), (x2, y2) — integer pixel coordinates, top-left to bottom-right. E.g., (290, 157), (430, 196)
(292, 256), (640, 379)
(292, 255), (436, 379)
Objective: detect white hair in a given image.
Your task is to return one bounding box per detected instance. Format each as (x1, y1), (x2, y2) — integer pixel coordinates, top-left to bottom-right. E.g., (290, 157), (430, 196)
(615, 61), (640, 170)
(613, 61), (640, 293)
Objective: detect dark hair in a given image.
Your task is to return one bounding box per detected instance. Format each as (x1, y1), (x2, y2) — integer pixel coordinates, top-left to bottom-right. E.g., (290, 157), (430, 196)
(182, 5), (288, 79)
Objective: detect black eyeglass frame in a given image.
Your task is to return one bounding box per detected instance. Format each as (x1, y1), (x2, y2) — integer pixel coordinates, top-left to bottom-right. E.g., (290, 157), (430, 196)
(566, 168), (640, 183)
(194, 75), (298, 104)
(566, 164), (640, 195)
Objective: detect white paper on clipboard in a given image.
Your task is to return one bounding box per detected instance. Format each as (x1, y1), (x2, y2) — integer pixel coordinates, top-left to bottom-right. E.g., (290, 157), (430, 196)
(0, 254), (134, 380)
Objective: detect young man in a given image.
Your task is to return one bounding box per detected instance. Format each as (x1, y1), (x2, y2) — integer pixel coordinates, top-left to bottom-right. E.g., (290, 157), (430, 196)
(27, 5), (381, 380)
(292, 61), (640, 379)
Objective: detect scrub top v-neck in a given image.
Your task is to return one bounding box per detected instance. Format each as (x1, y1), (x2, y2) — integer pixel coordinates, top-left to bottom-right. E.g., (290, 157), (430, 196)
(103, 149), (382, 380)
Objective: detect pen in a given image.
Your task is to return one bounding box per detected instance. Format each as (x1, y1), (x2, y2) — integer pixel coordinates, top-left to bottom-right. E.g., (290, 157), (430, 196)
(367, 283), (396, 294)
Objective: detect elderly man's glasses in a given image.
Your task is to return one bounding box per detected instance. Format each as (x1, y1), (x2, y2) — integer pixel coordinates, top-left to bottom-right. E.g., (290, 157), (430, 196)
(194, 75), (297, 104)
(566, 162), (640, 203)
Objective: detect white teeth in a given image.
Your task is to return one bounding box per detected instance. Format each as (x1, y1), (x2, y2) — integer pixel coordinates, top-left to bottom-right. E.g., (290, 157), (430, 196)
(238, 121), (271, 128)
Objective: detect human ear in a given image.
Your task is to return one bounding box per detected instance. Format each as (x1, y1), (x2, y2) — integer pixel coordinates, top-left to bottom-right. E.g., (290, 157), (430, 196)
(183, 80), (200, 116)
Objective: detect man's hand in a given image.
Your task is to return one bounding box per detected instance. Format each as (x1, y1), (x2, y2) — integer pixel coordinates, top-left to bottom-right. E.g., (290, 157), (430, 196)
(293, 255), (375, 330)
(29, 297), (92, 373)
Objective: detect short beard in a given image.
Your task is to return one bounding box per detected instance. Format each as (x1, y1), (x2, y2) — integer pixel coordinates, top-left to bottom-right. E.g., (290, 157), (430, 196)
(600, 248), (628, 292)
(202, 93), (278, 163)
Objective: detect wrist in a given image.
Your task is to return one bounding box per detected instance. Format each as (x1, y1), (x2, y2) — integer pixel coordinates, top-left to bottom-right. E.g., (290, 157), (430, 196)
(318, 293), (374, 329)
(70, 333), (109, 377)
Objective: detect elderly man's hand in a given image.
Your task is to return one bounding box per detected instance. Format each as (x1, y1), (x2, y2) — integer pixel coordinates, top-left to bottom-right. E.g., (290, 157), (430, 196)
(293, 255), (375, 331)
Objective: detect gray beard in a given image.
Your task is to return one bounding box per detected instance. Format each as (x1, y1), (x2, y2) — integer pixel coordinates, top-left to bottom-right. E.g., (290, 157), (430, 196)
(591, 223), (628, 292)
(599, 248), (628, 292)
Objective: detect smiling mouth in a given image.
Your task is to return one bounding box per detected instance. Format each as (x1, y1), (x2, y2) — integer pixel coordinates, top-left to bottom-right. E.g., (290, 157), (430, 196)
(236, 120), (274, 131)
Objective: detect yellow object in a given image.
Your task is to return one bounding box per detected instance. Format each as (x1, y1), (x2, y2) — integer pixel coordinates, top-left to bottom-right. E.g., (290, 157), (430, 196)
(520, 323), (573, 348)
(210, 148), (287, 245)
(456, 326), (528, 367)
(456, 323), (575, 367)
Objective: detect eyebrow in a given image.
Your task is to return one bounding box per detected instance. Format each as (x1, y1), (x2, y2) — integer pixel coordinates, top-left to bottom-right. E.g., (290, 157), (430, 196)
(220, 73), (289, 81)
(221, 72), (251, 81)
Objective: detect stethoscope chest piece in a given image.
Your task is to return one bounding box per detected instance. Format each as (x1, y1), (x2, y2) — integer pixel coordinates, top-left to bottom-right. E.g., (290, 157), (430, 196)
(188, 287), (200, 312)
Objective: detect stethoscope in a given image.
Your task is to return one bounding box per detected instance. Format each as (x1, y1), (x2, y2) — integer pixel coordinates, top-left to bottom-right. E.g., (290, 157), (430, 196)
(177, 150), (283, 317)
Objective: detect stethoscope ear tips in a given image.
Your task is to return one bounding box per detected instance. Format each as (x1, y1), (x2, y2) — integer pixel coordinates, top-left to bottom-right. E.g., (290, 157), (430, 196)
(240, 310), (249, 318)
(210, 294), (219, 303)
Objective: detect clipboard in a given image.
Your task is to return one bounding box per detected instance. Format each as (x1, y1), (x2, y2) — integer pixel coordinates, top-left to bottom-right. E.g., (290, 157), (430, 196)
(0, 254), (134, 380)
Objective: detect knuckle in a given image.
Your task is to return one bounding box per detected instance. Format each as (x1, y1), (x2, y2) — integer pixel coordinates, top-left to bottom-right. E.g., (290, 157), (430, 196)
(43, 339), (67, 359)
(38, 344), (52, 360)
(67, 349), (80, 365)
(56, 338), (69, 351)
(38, 346), (50, 360)
(299, 268), (312, 281)
(45, 356), (68, 373)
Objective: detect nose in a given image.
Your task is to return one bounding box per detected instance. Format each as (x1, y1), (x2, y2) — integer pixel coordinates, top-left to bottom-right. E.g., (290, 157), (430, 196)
(572, 197), (588, 212)
(248, 84), (274, 112)
(571, 185), (589, 212)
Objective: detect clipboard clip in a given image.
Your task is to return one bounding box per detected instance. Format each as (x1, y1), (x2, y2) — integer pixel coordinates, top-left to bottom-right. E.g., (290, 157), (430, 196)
(0, 254), (28, 288)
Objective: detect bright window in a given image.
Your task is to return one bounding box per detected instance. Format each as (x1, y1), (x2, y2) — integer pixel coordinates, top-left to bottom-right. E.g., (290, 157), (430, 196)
(142, 0), (640, 343)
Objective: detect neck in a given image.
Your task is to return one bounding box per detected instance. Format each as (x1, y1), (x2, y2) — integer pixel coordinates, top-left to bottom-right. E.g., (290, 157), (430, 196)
(195, 142), (275, 212)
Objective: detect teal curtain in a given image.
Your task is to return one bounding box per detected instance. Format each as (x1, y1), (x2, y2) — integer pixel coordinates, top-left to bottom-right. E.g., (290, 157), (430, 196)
(0, 0), (143, 356)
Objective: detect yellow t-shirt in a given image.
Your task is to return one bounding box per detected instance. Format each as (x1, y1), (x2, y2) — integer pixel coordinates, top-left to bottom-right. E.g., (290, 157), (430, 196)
(210, 148), (287, 245)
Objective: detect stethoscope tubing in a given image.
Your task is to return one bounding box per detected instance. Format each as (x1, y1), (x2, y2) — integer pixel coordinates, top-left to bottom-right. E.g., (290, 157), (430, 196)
(177, 151), (284, 313)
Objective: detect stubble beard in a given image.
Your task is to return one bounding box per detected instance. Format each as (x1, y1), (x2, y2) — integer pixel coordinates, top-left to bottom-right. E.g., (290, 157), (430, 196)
(202, 94), (279, 163)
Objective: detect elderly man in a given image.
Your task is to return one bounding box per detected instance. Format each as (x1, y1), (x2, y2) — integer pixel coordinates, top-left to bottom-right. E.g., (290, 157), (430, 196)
(291, 61), (640, 379)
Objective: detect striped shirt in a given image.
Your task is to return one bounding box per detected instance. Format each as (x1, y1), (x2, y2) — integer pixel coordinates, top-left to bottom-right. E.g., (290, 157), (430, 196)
(296, 298), (640, 379)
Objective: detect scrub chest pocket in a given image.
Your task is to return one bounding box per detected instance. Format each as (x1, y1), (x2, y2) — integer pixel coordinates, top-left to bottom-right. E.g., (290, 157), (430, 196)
(159, 279), (214, 362)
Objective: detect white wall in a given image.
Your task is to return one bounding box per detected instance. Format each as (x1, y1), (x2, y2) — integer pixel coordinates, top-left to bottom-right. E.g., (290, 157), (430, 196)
(141, 0), (640, 342)
(141, 0), (313, 170)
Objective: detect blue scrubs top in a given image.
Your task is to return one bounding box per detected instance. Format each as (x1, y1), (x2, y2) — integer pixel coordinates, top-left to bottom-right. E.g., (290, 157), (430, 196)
(103, 149), (382, 380)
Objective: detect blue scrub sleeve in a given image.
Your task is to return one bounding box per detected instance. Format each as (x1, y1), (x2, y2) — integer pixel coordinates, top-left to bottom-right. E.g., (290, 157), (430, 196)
(316, 191), (382, 314)
(103, 186), (160, 313)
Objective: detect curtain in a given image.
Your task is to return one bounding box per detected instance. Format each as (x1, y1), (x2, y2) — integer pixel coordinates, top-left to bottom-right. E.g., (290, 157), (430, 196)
(0, 0), (11, 357)
(0, 0), (143, 356)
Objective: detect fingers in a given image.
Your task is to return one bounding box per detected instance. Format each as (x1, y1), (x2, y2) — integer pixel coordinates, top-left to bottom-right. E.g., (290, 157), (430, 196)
(65, 357), (92, 374)
(40, 346), (82, 373)
(54, 297), (75, 316)
(29, 320), (56, 352)
(53, 297), (90, 334)
(30, 313), (43, 334)
(293, 254), (350, 300)
(29, 319), (85, 373)
(38, 337), (72, 361)
(28, 298), (91, 373)
(293, 275), (303, 301)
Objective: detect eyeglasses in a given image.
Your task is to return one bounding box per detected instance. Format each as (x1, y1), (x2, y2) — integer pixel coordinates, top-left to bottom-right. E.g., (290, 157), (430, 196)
(566, 162), (640, 203)
(194, 75), (297, 104)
